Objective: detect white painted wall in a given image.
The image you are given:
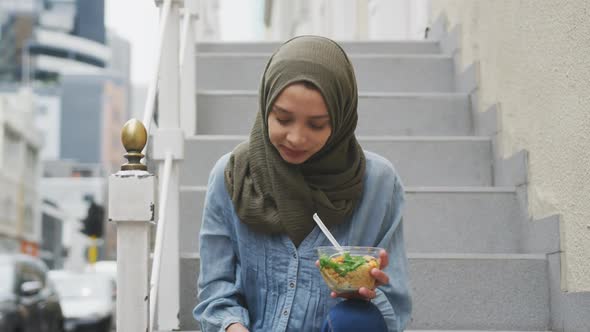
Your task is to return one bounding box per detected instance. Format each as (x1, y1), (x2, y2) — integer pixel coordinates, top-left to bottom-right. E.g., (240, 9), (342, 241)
(266, 0), (295, 40)
(329, 0), (359, 40)
(431, 0), (590, 292)
(197, 0), (222, 40)
(369, 0), (409, 39)
(367, 0), (430, 39)
(266, 0), (430, 41)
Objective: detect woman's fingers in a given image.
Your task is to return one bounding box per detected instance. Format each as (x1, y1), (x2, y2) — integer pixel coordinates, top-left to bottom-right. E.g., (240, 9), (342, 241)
(358, 287), (376, 299)
(371, 268), (389, 286)
(331, 269), (389, 300)
(331, 288), (376, 300)
(379, 249), (389, 269)
(226, 323), (250, 332)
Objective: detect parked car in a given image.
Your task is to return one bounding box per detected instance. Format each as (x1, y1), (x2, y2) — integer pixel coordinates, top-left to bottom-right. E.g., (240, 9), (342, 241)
(85, 261), (116, 328)
(0, 253), (64, 332)
(48, 270), (114, 332)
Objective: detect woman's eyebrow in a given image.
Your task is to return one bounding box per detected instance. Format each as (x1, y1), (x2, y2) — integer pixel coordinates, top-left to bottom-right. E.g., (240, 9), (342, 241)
(272, 106), (292, 114)
(272, 105), (329, 119)
(309, 114), (330, 120)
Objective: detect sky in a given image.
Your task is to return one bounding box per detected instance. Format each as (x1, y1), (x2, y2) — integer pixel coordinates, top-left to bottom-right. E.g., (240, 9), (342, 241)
(105, 0), (264, 85)
(105, 0), (159, 85)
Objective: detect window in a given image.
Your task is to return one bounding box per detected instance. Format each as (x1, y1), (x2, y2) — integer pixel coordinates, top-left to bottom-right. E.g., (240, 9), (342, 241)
(23, 203), (34, 234)
(2, 126), (22, 174)
(25, 145), (37, 181)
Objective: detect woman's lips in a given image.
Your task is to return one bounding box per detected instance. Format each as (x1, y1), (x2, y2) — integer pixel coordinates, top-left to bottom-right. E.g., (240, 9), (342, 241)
(280, 145), (306, 159)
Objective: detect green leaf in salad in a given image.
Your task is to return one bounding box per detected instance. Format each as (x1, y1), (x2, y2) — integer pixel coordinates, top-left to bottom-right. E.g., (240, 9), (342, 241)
(319, 252), (369, 276)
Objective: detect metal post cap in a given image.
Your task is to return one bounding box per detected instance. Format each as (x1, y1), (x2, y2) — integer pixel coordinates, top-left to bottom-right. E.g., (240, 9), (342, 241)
(121, 119), (148, 171)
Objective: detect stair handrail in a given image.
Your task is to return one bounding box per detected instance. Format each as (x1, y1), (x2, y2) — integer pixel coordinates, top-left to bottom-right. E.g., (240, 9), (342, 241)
(145, 1), (198, 331)
(141, 0), (172, 148)
(114, 0), (197, 329)
(179, 0), (198, 135)
(149, 151), (173, 332)
(117, 0), (178, 330)
(133, 0), (175, 331)
(179, 6), (192, 66)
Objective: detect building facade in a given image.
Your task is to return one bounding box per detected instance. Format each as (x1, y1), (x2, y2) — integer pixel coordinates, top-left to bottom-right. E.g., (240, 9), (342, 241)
(0, 0), (110, 83)
(33, 86), (61, 160)
(0, 1), (128, 266)
(0, 88), (43, 255)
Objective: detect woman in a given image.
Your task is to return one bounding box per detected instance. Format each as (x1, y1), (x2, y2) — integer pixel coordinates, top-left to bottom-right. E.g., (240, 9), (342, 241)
(194, 35), (411, 332)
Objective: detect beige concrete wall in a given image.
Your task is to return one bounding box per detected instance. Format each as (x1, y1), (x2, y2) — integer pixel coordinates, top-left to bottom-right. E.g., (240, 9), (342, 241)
(430, 0), (590, 292)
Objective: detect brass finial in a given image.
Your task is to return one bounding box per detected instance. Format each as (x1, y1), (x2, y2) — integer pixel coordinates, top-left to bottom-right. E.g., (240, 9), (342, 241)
(121, 119), (147, 171)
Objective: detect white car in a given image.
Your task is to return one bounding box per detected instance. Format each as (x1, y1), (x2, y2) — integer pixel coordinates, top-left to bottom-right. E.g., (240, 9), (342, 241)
(86, 261), (117, 328)
(48, 270), (114, 332)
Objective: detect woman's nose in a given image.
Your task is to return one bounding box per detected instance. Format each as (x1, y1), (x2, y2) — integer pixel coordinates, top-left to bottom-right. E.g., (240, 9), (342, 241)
(286, 126), (306, 146)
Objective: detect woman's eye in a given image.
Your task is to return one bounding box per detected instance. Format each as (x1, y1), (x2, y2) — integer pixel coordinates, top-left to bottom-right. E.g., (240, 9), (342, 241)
(276, 118), (291, 125)
(309, 122), (328, 130)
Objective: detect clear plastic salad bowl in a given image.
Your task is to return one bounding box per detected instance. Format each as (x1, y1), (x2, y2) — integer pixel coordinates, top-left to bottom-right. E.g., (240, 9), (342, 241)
(317, 246), (382, 293)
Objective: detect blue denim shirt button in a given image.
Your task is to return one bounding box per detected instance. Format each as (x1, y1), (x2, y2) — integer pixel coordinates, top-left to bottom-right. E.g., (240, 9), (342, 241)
(289, 282), (295, 288)
(283, 309), (289, 316)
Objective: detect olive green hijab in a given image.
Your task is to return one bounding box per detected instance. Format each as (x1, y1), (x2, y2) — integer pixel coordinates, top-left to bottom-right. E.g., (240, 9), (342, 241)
(224, 36), (365, 246)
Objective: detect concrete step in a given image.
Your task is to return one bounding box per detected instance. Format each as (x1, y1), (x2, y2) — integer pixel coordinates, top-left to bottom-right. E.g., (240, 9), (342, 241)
(178, 187), (524, 255)
(177, 254), (550, 331)
(196, 91), (472, 136)
(180, 136), (492, 188)
(407, 254), (550, 330)
(196, 54), (455, 92)
(197, 40), (442, 54)
(404, 187), (526, 253)
(179, 252), (200, 331)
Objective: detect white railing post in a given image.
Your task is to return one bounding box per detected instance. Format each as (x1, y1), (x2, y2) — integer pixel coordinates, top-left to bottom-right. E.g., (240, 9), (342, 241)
(108, 119), (155, 332)
(180, 0), (198, 136)
(148, 152), (178, 332)
(154, 0), (182, 329)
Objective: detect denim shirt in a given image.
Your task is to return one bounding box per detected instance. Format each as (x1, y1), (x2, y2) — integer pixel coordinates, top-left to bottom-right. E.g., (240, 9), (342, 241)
(194, 151), (412, 332)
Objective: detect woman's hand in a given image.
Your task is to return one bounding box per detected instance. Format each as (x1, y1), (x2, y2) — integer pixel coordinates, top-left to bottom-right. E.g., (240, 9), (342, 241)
(316, 249), (390, 301)
(226, 322), (249, 332)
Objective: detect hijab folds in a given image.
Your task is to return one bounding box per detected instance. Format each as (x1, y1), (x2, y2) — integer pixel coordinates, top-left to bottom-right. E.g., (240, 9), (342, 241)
(224, 36), (365, 246)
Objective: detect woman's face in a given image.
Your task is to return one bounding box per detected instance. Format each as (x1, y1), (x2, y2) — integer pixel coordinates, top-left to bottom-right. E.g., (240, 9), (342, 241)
(268, 83), (332, 164)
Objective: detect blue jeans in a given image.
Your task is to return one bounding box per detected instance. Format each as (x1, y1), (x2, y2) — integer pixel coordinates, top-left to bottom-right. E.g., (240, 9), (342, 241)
(321, 299), (388, 332)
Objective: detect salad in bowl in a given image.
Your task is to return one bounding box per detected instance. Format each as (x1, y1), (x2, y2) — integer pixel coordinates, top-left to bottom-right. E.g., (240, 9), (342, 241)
(317, 246), (382, 293)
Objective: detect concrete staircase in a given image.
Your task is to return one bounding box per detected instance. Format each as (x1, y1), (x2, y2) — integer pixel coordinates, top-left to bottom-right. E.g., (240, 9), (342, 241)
(173, 40), (554, 331)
